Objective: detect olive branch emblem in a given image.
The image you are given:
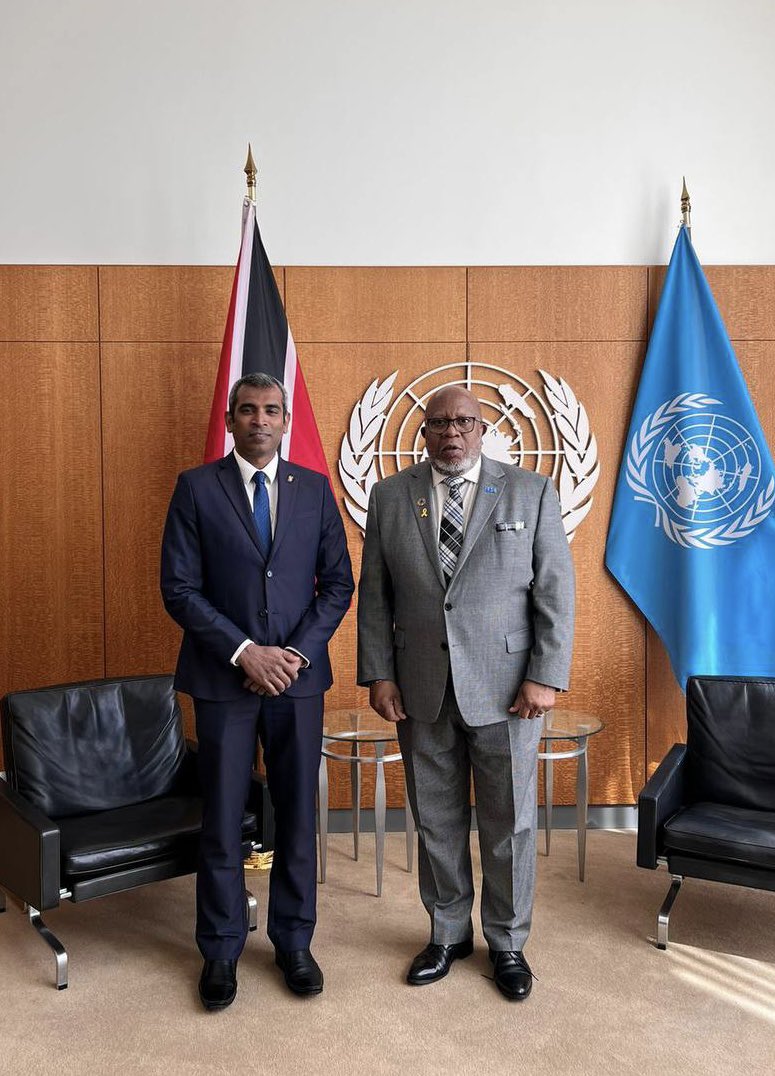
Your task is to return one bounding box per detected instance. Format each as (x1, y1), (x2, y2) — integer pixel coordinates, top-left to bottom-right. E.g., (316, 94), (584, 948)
(339, 368), (599, 543)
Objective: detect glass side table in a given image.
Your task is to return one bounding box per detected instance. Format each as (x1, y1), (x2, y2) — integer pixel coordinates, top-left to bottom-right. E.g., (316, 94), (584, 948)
(539, 709), (604, 882)
(318, 708), (414, 897)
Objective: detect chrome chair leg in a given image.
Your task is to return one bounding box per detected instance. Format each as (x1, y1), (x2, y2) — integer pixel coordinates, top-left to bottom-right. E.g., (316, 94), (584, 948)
(28, 906), (68, 989)
(246, 890), (257, 932)
(656, 874), (683, 950)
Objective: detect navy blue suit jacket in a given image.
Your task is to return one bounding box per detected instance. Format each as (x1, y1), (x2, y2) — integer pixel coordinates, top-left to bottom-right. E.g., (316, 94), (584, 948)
(161, 452), (354, 702)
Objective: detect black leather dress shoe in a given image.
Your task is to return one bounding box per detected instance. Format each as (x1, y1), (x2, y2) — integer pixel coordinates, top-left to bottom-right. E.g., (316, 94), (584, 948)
(274, 948), (324, 996)
(489, 950), (533, 1001)
(406, 939), (474, 985)
(199, 959), (237, 1011)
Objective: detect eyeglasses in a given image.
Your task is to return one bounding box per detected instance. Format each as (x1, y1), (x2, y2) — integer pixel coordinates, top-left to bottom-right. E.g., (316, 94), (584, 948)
(424, 416), (483, 434)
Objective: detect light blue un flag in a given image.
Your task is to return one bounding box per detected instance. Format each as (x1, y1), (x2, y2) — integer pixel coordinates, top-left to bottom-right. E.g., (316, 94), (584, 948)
(605, 225), (775, 689)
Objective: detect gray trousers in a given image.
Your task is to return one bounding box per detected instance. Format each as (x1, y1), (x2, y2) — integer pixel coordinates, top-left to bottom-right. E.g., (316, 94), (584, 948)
(397, 681), (542, 952)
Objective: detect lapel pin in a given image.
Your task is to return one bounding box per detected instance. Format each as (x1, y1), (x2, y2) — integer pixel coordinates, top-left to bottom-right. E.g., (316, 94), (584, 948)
(420, 508), (429, 518)
(287, 475), (295, 482)
(416, 497), (426, 507)
(484, 485), (497, 494)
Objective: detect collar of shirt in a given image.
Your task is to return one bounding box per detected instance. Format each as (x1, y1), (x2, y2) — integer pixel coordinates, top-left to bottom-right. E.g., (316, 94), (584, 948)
(233, 449), (279, 488)
(430, 457), (482, 489)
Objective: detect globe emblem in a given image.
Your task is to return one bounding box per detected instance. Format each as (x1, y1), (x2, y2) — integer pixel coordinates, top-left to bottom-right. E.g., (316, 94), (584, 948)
(376, 362), (561, 480)
(652, 413), (761, 525)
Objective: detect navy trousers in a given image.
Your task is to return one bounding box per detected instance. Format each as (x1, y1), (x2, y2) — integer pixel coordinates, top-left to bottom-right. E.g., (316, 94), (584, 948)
(194, 691), (323, 961)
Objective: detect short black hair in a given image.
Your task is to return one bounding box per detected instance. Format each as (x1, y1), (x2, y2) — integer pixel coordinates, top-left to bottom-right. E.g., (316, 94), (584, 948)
(227, 373), (289, 416)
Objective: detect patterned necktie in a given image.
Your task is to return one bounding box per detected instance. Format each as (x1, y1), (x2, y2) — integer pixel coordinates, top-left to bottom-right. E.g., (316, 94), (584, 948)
(439, 476), (465, 583)
(252, 471), (272, 557)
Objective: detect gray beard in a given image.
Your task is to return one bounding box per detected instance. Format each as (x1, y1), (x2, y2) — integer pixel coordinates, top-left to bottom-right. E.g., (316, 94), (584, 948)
(430, 449), (481, 476)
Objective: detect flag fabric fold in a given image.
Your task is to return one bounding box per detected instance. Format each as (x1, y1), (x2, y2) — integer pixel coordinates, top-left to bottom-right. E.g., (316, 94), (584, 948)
(204, 198), (329, 477)
(605, 225), (775, 688)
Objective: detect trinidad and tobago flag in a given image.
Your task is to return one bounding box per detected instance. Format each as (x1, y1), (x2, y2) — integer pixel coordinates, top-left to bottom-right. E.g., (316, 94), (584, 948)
(204, 198), (329, 476)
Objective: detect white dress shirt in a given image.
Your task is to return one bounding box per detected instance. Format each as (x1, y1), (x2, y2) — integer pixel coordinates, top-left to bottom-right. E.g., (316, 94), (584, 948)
(431, 457), (482, 539)
(229, 450), (309, 669)
(233, 448), (280, 534)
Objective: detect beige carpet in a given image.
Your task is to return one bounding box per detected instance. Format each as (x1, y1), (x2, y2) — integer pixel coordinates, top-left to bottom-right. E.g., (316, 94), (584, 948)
(1, 831), (774, 1075)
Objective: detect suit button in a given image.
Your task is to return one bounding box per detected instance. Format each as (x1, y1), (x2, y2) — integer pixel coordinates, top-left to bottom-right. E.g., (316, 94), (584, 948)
(444, 602), (452, 611)
(259, 610), (267, 618)
(440, 642), (448, 651)
(266, 570), (273, 578)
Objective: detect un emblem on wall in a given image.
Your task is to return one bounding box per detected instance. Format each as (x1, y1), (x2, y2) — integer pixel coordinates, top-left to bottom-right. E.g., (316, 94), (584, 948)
(626, 392), (775, 548)
(339, 361), (600, 543)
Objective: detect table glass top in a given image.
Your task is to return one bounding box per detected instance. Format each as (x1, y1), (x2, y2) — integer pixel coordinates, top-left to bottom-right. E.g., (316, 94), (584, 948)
(541, 709), (604, 739)
(323, 708), (399, 743)
(323, 707), (603, 742)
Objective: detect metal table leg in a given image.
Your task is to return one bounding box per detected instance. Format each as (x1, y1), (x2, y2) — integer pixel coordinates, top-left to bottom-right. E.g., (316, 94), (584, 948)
(576, 737), (589, 882)
(374, 743), (386, 897)
(404, 776), (414, 872)
(350, 740), (361, 861)
(318, 752), (329, 883)
(543, 741), (553, 855)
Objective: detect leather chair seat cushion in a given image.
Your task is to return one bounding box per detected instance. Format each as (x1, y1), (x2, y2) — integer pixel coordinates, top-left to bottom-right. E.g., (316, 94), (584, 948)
(59, 796), (257, 877)
(664, 801), (775, 869)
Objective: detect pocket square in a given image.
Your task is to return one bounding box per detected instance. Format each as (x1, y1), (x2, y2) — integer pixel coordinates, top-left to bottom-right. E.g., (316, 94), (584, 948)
(495, 521), (525, 531)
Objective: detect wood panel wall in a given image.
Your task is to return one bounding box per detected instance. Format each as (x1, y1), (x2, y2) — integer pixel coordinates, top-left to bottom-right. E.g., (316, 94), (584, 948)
(2, 263), (773, 809)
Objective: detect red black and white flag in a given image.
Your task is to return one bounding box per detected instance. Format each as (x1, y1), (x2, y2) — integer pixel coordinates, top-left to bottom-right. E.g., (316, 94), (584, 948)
(204, 198), (329, 476)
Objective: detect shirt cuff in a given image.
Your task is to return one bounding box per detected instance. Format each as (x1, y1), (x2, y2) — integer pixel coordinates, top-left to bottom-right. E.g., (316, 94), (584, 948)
(285, 646), (310, 669)
(230, 639), (253, 667)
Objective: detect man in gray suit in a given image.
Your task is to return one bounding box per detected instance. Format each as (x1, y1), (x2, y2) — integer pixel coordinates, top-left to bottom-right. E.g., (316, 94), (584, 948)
(357, 386), (574, 1001)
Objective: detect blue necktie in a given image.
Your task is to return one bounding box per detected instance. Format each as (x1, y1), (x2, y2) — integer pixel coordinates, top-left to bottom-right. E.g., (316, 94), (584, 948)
(252, 471), (272, 557)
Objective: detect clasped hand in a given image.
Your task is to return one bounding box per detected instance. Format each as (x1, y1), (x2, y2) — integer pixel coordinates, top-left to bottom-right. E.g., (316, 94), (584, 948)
(239, 644), (302, 696)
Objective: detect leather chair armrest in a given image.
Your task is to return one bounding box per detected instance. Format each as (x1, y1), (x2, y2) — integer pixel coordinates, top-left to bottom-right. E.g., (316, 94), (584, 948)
(0, 779), (61, 909)
(637, 743), (687, 869)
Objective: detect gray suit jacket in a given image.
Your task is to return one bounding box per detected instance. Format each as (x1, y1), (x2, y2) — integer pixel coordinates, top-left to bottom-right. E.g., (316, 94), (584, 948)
(357, 455), (575, 726)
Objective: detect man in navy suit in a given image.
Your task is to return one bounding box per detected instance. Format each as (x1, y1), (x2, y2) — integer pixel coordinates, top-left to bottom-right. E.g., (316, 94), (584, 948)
(161, 372), (354, 1011)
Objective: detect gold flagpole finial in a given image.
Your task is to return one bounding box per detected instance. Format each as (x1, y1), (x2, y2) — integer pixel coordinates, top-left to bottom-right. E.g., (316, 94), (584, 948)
(244, 144), (257, 203)
(681, 176), (691, 233)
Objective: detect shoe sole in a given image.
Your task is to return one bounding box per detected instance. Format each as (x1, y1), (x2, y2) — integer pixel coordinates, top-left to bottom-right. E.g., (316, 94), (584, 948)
(285, 983), (323, 996)
(199, 989), (237, 1011)
(496, 986), (532, 1002)
(406, 941), (474, 985)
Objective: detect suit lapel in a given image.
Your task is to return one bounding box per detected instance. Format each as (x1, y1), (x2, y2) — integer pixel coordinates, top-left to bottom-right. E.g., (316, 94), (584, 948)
(449, 455), (505, 583)
(270, 457), (299, 562)
(409, 463), (446, 588)
(217, 453), (266, 560)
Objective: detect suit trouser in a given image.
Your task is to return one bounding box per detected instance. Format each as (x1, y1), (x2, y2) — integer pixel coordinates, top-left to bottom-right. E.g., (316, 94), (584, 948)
(397, 680), (542, 952)
(194, 692), (323, 961)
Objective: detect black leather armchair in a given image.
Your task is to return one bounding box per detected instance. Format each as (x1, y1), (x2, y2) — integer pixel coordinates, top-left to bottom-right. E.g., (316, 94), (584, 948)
(638, 675), (775, 948)
(0, 675), (272, 988)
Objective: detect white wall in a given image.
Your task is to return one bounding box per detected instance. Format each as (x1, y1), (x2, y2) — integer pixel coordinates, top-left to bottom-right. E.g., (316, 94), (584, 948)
(1, 0), (773, 265)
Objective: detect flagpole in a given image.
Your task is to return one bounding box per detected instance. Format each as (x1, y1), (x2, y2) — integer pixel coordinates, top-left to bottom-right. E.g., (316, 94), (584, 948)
(681, 176), (691, 238)
(244, 144), (257, 204)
